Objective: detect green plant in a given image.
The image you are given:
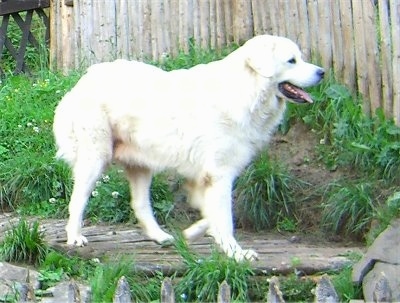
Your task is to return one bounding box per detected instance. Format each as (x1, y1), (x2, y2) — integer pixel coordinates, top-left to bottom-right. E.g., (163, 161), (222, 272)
(367, 190), (400, 244)
(330, 266), (363, 301)
(0, 72), (79, 212)
(90, 257), (161, 302)
(321, 180), (378, 239)
(235, 153), (305, 231)
(85, 170), (174, 224)
(0, 219), (48, 265)
(174, 236), (254, 302)
(279, 274), (315, 302)
(39, 250), (96, 284)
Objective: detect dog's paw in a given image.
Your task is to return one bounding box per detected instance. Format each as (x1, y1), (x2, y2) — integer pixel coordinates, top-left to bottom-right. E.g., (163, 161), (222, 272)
(67, 235), (88, 247)
(146, 229), (174, 245)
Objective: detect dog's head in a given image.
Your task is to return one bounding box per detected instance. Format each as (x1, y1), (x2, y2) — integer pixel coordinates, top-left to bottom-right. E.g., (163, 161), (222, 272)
(244, 35), (324, 103)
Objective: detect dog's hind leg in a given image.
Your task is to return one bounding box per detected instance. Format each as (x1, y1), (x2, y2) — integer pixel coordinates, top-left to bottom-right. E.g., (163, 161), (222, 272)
(66, 155), (107, 246)
(125, 166), (174, 244)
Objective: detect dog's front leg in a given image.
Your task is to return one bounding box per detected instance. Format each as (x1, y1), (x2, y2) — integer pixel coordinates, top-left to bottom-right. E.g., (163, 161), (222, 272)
(200, 175), (258, 262)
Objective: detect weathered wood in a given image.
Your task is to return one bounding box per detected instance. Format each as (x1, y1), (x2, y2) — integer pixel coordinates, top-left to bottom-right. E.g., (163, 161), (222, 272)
(0, 215), (363, 279)
(267, 276), (285, 303)
(0, 0), (49, 15)
(390, 0), (400, 124)
(113, 276), (132, 303)
(378, 0), (394, 118)
(160, 277), (175, 303)
(217, 280), (231, 303)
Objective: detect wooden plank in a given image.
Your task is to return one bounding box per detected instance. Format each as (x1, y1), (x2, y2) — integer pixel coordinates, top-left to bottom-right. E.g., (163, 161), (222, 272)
(222, 0), (233, 41)
(169, 0), (179, 55)
(215, 0), (225, 48)
(192, 0), (201, 48)
(378, 0), (394, 118)
(352, 0), (370, 115)
(317, 0), (332, 69)
(0, 0), (50, 15)
(115, 0), (129, 59)
(232, 1), (253, 44)
(199, 0), (210, 49)
(209, 0), (217, 49)
(296, 0), (311, 60)
(140, 0), (152, 59)
(307, 0), (319, 60)
(330, 0), (344, 80)
(390, 0), (400, 124)
(339, 0), (356, 91)
(363, 0), (382, 115)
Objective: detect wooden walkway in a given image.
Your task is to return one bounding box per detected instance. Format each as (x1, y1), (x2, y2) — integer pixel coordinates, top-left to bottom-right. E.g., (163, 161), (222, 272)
(0, 214), (364, 276)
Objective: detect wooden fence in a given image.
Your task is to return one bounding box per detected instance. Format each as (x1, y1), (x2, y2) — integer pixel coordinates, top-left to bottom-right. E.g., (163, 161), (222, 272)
(43, 0), (400, 124)
(0, 0), (50, 74)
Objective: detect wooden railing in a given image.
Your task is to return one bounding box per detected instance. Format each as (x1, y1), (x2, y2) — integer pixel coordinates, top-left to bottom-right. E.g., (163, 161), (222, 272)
(0, 0), (50, 74)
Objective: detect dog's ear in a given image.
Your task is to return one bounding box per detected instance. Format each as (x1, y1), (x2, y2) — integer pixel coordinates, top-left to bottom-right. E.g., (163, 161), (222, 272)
(246, 56), (275, 78)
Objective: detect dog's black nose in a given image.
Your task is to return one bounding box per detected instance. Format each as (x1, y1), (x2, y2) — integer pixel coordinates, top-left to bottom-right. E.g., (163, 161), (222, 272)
(317, 68), (325, 78)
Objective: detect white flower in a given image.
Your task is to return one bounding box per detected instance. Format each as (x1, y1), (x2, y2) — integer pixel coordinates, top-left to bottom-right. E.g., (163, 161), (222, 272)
(102, 175), (110, 182)
(33, 126), (40, 133)
(49, 198), (56, 204)
(17, 125), (22, 128)
(111, 191), (119, 198)
(91, 190), (99, 197)
(95, 181), (102, 187)
(26, 122), (33, 127)
(56, 90), (61, 94)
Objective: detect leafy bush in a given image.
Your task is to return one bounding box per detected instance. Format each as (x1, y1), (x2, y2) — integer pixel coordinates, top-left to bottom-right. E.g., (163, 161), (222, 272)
(0, 219), (48, 265)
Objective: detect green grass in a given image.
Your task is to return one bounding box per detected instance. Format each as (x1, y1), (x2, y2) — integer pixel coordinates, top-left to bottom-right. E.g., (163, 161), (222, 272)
(0, 219), (48, 265)
(174, 236), (254, 302)
(235, 153), (306, 231)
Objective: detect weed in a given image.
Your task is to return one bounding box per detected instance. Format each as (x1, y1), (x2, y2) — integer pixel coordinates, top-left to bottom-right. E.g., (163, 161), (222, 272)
(235, 153), (305, 231)
(0, 219), (48, 265)
(321, 180), (378, 239)
(174, 236), (254, 302)
(367, 190), (400, 244)
(90, 257), (161, 302)
(330, 266), (363, 301)
(279, 274), (315, 302)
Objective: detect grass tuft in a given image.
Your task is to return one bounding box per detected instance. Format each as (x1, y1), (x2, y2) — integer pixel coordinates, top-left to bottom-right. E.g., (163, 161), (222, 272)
(174, 236), (254, 302)
(235, 153), (305, 231)
(0, 219), (48, 265)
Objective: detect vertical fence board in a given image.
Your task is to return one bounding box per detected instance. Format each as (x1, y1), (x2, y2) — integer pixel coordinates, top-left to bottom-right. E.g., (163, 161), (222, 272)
(215, 0), (225, 48)
(363, 0), (382, 114)
(339, 0), (356, 91)
(307, 0), (319, 60)
(391, 0), (400, 124)
(318, 0), (332, 69)
(378, 0), (393, 118)
(296, 0), (311, 60)
(199, 0), (210, 48)
(330, 0), (344, 80)
(352, 0), (370, 115)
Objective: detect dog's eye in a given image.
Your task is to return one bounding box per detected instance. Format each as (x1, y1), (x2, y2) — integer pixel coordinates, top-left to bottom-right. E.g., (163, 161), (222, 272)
(287, 58), (296, 64)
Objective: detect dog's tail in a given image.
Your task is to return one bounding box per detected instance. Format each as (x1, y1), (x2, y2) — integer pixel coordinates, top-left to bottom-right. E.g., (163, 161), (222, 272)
(53, 95), (78, 166)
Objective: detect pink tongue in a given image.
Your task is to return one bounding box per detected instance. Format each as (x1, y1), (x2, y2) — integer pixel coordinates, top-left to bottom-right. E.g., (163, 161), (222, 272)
(298, 89), (313, 103)
(285, 83), (313, 103)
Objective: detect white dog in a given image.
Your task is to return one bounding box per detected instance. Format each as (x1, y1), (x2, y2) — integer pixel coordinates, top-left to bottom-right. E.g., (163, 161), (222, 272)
(53, 35), (324, 261)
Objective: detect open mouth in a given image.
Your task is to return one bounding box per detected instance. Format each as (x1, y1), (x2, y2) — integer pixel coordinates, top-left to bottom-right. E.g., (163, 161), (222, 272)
(278, 82), (313, 103)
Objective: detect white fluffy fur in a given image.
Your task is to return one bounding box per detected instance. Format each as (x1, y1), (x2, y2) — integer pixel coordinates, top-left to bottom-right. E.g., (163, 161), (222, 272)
(53, 35), (323, 261)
